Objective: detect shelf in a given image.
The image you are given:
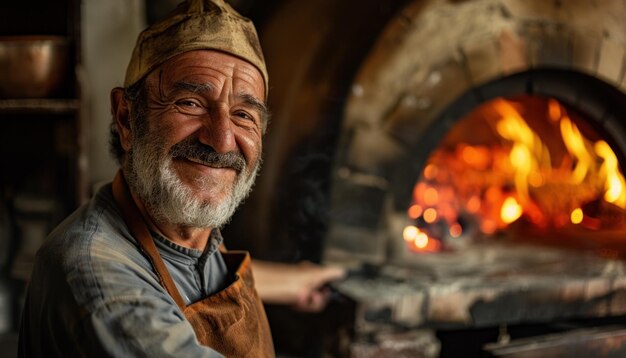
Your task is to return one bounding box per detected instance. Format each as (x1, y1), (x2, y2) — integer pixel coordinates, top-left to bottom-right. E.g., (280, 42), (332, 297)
(0, 98), (80, 114)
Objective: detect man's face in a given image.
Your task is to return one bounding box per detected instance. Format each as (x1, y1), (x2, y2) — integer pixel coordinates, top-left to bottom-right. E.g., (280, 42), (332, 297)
(124, 50), (267, 228)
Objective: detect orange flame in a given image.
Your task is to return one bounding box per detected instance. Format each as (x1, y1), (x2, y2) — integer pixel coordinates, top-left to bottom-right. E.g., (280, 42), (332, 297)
(493, 98), (550, 204)
(595, 140), (626, 208)
(406, 96), (626, 251)
(560, 116), (593, 184)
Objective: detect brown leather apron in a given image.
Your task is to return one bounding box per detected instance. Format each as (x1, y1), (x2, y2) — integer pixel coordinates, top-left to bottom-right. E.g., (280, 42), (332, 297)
(112, 172), (275, 357)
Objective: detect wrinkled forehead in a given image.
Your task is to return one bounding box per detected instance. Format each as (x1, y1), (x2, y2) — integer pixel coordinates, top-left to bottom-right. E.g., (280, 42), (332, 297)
(145, 50), (266, 102)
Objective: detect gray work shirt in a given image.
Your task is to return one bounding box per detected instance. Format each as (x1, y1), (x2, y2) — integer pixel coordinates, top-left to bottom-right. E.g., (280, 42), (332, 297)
(19, 184), (229, 357)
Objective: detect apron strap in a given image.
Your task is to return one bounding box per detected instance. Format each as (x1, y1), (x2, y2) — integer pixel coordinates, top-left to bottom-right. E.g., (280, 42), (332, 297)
(111, 170), (187, 310)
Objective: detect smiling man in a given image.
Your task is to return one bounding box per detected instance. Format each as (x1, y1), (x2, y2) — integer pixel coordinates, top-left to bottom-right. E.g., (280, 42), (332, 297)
(17, 1), (345, 357)
(117, 50), (266, 248)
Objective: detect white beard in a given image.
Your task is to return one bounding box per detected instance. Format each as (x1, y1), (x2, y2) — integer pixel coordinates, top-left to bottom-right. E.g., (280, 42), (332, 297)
(126, 130), (260, 229)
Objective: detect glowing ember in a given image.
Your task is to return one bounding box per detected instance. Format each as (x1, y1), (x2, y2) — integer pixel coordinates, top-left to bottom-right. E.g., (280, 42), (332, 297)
(501, 197), (522, 224)
(423, 187), (439, 206)
(449, 223), (463, 238)
(405, 95), (626, 253)
(408, 204), (423, 219)
(466, 196), (481, 213)
(571, 208), (583, 224)
(423, 208), (438, 223)
(424, 164), (438, 180)
(414, 232), (429, 248)
(403, 225), (441, 253)
(403, 225), (419, 241)
(548, 98), (561, 122)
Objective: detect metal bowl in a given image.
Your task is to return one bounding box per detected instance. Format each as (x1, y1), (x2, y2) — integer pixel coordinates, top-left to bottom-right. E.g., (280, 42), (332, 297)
(0, 36), (70, 98)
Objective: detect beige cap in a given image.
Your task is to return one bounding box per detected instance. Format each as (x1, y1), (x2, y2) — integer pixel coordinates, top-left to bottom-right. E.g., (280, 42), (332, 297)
(124, 0), (268, 97)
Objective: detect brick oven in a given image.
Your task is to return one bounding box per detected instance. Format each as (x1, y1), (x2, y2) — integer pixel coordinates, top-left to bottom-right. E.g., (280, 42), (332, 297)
(322, 0), (626, 356)
(226, 0), (626, 356)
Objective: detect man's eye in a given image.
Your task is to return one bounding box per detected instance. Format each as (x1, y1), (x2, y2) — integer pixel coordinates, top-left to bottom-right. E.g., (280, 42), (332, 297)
(234, 111), (253, 121)
(175, 100), (206, 115)
(178, 100), (199, 107)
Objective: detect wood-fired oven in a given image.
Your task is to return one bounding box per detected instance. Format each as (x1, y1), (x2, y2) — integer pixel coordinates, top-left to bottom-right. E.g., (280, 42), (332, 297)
(227, 0), (626, 356)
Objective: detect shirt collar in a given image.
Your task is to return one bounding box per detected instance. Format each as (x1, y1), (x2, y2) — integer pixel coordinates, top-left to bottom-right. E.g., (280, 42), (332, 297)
(151, 229), (224, 263)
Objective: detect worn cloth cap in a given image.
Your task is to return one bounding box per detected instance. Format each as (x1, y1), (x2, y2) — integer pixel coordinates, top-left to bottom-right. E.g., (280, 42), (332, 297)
(124, 0), (268, 97)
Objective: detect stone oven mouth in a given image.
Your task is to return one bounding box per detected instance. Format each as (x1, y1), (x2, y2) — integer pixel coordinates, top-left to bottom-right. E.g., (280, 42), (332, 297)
(402, 93), (626, 257)
(387, 69), (626, 264)
(326, 69), (626, 355)
(326, 69), (626, 267)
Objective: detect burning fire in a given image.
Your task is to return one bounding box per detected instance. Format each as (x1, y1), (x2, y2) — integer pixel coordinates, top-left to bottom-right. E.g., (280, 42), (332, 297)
(404, 96), (626, 253)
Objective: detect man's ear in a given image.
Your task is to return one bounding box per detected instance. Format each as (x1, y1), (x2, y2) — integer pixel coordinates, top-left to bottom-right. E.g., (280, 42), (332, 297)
(111, 87), (132, 151)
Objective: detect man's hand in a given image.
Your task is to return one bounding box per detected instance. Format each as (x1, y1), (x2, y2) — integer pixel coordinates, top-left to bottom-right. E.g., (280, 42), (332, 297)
(252, 260), (346, 312)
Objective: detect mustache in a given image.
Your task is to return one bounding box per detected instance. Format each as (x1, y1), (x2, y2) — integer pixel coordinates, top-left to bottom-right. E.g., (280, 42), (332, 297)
(169, 138), (246, 172)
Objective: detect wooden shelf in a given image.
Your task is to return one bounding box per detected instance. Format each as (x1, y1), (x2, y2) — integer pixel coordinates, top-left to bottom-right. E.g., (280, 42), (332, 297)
(0, 98), (80, 114)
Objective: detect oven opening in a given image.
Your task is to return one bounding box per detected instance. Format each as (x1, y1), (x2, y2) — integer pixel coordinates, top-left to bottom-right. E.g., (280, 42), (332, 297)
(404, 95), (626, 255)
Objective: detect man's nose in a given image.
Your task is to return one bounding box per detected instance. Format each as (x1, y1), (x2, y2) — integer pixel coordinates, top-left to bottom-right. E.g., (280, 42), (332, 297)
(198, 104), (236, 153)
